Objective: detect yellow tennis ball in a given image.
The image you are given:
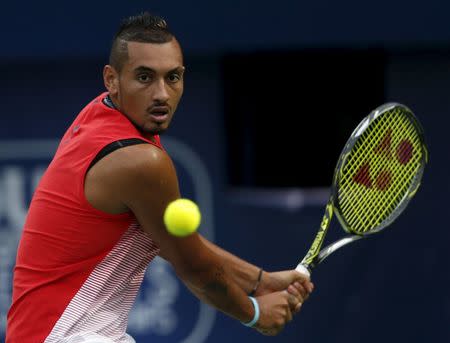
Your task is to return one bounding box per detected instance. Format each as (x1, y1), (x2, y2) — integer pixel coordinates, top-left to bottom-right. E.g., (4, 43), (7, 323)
(164, 198), (201, 237)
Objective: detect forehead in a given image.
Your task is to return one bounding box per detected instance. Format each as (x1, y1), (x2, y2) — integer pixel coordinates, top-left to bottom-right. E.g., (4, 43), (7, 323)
(125, 40), (183, 71)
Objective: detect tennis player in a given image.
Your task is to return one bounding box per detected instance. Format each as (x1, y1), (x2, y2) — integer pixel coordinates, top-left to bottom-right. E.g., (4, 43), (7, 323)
(6, 12), (313, 343)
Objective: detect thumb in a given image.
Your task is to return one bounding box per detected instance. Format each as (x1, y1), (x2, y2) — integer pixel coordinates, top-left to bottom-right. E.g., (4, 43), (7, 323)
(286, 269), (310, 283)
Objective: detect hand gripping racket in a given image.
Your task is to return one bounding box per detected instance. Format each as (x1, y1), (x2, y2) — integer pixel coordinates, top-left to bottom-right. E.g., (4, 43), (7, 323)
(296, 103), (428, 276)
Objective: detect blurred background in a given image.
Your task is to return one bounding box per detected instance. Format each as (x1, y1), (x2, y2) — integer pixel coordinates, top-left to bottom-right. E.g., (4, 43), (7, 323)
(0, 1), (449, 342)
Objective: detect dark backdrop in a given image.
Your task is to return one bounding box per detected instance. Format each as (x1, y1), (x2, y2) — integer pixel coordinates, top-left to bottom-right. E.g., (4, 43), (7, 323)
(0, 2), (448, 342)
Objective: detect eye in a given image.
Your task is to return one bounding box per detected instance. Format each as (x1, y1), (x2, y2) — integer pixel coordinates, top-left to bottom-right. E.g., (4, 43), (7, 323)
(168, 73), (182, 83)
(137, 74), (152, 83)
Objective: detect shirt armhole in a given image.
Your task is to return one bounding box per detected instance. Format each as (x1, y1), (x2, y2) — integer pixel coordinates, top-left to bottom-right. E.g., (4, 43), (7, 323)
(87, 138), (149, 172)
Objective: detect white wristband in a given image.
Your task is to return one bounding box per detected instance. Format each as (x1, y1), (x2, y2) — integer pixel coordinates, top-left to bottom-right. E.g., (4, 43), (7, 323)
(241, 296), (260, 327)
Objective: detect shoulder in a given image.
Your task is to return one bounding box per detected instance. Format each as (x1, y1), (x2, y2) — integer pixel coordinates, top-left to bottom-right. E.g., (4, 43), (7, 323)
(127, 144), (177, 188)
(87, 142), (178, 201)
(104, 142), (175, 182)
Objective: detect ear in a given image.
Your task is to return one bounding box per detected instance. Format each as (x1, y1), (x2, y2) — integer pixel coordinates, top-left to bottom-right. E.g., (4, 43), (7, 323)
(103, 65), (119, 97)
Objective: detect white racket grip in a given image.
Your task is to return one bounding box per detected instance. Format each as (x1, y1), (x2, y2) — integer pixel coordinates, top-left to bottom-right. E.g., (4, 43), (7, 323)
(295, 263), (311, 278)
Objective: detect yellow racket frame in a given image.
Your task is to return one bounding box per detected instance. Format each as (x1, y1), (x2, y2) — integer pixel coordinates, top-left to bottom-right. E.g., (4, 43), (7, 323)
(334, 103), (428, 235)
(298, 103), (428, 273)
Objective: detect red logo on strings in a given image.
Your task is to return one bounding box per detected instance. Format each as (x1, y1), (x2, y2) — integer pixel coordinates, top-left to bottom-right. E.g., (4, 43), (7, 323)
(352, 129), (414, 191)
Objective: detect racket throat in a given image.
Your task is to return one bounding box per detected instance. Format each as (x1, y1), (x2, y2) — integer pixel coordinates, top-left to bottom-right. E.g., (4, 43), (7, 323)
(315, 235), (364, 265)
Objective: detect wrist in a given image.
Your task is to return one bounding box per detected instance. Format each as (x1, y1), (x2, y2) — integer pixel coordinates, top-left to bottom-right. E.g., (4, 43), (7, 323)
(241, 296), (260, 327)
(249, 268), (264, 296)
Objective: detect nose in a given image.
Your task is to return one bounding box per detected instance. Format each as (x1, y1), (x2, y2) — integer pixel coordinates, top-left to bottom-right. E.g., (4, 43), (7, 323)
(153, 78), (170, 103)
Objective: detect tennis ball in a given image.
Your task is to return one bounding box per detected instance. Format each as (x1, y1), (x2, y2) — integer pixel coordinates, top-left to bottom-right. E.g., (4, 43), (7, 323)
(164, 198), (201, 237)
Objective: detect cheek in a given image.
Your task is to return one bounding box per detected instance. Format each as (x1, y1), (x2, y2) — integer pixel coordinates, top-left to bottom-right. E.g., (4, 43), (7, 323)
(170, 85), (184, 105)
(121, 80), (141, 96)
(128, 95), (149, 115)
(121, 83), (146, 104)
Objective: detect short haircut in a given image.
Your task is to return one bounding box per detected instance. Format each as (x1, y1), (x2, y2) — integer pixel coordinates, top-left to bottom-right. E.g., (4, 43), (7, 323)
(109, 12), (175, 72)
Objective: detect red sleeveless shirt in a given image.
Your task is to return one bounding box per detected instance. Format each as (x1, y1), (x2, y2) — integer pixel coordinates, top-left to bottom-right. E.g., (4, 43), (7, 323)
(7, 93), (161, 343)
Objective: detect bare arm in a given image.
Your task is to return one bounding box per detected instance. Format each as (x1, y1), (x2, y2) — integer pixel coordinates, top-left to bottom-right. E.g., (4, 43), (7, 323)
(198, 236), (314, 302)
(198, 235), (261, 294)
(85, 143), (308, 334)
(116, 145), (256, 323)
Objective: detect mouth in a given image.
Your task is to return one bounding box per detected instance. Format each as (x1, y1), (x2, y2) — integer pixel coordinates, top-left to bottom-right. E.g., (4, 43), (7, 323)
(148, 106), (170, 123)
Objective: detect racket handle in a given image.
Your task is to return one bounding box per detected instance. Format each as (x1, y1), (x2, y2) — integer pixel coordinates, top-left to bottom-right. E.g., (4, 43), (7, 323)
(295, 263), (311, 277)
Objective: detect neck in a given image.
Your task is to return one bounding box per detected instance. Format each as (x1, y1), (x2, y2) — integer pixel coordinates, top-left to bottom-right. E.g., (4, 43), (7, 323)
(104, 94), (158, 142)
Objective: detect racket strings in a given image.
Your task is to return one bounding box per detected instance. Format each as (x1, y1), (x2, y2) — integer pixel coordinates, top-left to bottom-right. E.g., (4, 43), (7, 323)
(349, 113), (422, 230)
(337, 108), (424, 233)
(339, 115), (396, 228)
(374, 123), (422, 223)
(354, 114), (420, 226)
(343, 113), (421, 231)
(364, 127), (420, 229)
(341, 124), (390, 228)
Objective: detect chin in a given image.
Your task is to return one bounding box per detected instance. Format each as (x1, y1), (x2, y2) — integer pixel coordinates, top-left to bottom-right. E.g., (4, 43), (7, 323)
(143, 123), (170, 135)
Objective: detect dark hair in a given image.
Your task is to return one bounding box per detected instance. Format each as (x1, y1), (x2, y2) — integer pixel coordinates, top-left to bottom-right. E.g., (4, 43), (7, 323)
(109, 12), (175, 72)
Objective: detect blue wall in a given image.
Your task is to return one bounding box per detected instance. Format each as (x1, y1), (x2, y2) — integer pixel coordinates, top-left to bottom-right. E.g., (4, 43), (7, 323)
(2, 0), (450, 58)
(0, 2), (449, 342)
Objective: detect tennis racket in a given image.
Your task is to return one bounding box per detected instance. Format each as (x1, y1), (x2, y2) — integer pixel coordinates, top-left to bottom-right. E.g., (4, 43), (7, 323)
(296, 103), (428, 277)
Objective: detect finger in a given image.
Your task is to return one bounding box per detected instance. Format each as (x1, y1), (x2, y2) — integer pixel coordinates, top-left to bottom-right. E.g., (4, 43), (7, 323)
(275, 324), (285, 336)
(287, 284), (301, 297)
(296, 280), (314, 295)
(285, 270), (310, 284)
(292, 282), (308, 301)
(258, 327), (276, 336)
(294, 302), (302, 314)
(285, 304), (293, 322)
(285, 291), (301, 313)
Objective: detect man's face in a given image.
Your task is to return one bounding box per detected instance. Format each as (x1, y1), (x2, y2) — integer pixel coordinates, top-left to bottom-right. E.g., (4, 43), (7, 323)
(107, 39), (185, 135)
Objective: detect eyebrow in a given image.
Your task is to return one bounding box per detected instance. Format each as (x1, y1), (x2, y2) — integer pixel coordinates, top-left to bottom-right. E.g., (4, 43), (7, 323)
(134, 66), (184, 74)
